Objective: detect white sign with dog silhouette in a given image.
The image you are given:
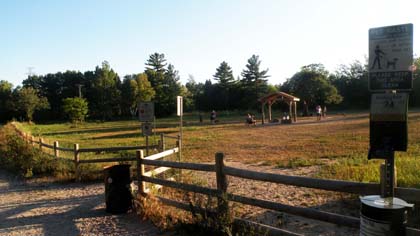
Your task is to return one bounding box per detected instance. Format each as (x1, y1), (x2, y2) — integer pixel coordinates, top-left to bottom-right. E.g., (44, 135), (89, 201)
(368, 24), (413, 91)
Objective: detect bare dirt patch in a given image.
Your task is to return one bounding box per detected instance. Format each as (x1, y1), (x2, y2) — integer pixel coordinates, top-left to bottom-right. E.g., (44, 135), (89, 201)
(197, 161), (360, 236)
(0, 170), (163, 236)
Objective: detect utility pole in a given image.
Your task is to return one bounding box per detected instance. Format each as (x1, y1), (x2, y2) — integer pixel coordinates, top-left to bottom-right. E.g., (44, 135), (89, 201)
(76, 84), (83, 98)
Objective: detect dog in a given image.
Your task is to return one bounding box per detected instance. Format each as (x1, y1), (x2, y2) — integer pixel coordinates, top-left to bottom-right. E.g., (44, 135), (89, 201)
(386, 58), (398, 70)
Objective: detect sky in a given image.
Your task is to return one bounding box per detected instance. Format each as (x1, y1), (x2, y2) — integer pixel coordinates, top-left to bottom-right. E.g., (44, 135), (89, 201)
(0, 0), (419, 87)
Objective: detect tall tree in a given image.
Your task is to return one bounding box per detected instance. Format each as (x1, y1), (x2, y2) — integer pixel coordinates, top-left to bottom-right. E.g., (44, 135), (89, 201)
(121, 73), (156, 117)
(91, 61), (121, 120)
(0, 80), (14, 122)
(213, 61), (235, 110)
(15, 87), (49, 122)
(144, 53), (181, 117)
(282, 64), (342, 115)
(145, 53), (167, 74)
(241, 55), (270, 109)
(330, 61), (369, 108)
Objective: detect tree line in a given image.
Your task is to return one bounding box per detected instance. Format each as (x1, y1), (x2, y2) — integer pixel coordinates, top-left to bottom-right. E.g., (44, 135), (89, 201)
(0, 53), (419, 123)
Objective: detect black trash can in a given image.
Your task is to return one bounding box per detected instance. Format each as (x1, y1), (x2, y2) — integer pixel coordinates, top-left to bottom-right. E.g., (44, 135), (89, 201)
(104, 164), (132, 214)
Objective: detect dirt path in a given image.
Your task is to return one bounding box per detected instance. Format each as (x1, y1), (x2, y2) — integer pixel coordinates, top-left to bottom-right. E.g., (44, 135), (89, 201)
(0, 170), (163, 236)
(198, 161), (360, 236)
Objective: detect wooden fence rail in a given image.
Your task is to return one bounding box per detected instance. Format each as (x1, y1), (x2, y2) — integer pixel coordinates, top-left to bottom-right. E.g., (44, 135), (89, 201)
(137, 151), (420, 235)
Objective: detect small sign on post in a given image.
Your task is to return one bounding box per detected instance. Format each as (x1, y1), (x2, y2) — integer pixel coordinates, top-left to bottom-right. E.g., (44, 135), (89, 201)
(177, 96), (183, 116)
(368, 24), (413, 91)
(370, 93), (408, 152)
(141, 122), (153, 136)
(138, 102), (154, 122)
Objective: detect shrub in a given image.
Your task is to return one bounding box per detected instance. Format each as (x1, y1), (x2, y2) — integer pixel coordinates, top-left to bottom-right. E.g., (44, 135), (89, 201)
(0, 124), (74, 178)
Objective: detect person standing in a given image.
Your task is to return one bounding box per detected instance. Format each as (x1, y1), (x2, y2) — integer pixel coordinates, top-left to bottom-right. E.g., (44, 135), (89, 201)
(322, 105), (327, 118)
(316, 105), (322, 121)
(210, 110), (216, 124)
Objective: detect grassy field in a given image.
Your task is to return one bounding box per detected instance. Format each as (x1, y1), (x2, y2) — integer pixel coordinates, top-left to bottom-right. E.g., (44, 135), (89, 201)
(18, 111), (420, 188)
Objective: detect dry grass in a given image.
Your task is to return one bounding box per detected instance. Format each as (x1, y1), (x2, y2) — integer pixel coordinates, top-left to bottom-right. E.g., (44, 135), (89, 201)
(19, 112), (420, 187)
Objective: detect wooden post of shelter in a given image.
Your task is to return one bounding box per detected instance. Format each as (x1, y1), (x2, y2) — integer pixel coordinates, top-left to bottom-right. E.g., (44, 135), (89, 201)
(136, 150), (146, 195)
(293, 101), (298, 122)
(268, 101), (272, 122)
(289, 101), (293, 118)
(215, 152), (229, 220)
(53, 141), (59, 158)
(74, 144), (80, 181)
(261, 102), (266, 124)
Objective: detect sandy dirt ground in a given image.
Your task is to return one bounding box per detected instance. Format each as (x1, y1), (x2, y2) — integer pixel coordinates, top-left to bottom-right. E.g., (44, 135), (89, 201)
(197, 161), (361, 236)
(0, 170), (165, 236)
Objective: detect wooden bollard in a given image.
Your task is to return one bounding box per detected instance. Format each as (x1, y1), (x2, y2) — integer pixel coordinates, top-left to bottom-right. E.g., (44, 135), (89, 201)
(136, 150), (146, 195)
(54, 141), (59, 158)
(74, 144), (80, 181)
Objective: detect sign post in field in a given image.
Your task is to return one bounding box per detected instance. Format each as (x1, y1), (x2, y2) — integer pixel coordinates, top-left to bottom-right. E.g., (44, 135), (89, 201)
(362, 23), (414, 235)
(177, 96), (183, 161)
(138, 102), (155, 156)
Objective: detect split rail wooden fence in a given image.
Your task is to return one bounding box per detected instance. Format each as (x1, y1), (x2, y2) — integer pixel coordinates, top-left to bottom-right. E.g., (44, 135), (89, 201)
(137, 151), (420, 236)
(10, 123), (420, 235)
(11, 122), (180, 181)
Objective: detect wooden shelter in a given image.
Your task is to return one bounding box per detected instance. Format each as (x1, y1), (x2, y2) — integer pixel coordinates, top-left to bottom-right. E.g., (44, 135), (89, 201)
(258, 92), (300, 124)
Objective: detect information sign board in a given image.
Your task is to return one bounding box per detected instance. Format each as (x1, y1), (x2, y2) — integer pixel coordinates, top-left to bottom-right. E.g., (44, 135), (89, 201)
(138, 102), (154, 122)
(141, 122), (153, 136)
(369, 24), (413, 91)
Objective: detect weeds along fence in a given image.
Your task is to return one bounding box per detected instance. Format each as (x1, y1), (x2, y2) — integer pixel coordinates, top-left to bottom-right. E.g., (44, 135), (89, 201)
(137, 151), (420, 236)
(10, 122), (180, 182)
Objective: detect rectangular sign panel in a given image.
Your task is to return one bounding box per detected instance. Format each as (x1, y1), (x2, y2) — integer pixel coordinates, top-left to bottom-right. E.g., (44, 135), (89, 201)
(177, 96), (183, 116)
(141, 122), (153, 136)
(370, 93), (408, 121)
(368, 24), (413, 91)
(138, 102), (154, 122)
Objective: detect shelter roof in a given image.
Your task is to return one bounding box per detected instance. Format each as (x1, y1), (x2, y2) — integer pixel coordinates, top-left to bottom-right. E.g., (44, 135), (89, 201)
(258, 92), (300, 103)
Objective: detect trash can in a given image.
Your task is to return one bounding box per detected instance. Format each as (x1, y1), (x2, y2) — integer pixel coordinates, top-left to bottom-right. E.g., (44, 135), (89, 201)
(104, 164), (132, 214)
(360, 195), (413, 236)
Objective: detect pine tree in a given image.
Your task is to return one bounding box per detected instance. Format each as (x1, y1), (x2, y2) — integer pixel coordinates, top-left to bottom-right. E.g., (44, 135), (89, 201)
(240, 55), (270, 109)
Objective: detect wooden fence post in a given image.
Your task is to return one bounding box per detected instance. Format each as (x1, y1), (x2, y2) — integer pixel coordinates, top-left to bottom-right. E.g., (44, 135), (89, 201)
(74, 144), (80, 181)
(176, 135), (181, 162)
(39, 138), (43, 151)
(215, 152), (229, 220)
(136, 150), (146, 195)
(160, 133), (165, 151)
(54, 141), (59, 158)
(146, 136), (149, 156)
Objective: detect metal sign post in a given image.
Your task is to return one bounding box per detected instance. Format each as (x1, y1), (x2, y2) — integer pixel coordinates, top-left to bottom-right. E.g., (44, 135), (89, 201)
(138, 102), (155, 156)
(361, 23), (414, 236)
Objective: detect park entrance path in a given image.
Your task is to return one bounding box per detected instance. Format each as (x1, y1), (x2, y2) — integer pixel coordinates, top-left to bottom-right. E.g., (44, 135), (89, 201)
(0, 170), (162, 236)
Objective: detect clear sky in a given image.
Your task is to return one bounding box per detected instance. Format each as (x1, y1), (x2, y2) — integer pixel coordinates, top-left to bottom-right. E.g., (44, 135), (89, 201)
(1, 0), (419, 87)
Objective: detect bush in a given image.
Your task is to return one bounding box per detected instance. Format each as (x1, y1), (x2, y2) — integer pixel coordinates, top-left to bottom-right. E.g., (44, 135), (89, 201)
(0, 124), (74, 178)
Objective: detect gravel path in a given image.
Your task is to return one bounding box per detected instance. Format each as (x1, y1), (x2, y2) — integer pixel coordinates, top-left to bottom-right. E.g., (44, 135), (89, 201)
(0, 170), (163, 236)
